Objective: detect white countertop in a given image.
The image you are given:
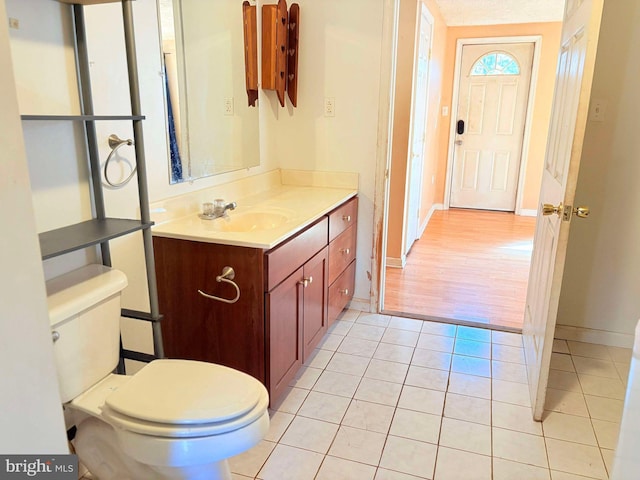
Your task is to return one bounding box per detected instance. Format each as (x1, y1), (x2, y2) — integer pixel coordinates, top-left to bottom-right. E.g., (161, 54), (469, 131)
(151, 184), (357, 249)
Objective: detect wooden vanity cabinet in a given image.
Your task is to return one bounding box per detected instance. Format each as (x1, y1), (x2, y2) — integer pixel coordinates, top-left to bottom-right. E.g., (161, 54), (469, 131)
(153, 239), (266, 382)
(153, 196), (357, 405)
(266, 246), (328, 403)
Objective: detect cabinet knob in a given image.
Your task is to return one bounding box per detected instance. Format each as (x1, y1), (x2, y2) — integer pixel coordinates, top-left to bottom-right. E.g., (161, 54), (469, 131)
(340, 248), (350, 255)
(298, 276), (313, 288)
(340, 288), (349, 296)
(342, 215), (351, 222)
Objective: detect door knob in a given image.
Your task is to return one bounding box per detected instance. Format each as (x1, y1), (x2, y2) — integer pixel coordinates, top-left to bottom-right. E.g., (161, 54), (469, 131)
(543, 203), (590, 220)
(542, 203), (563, 217)
(573, 206), (590, 218)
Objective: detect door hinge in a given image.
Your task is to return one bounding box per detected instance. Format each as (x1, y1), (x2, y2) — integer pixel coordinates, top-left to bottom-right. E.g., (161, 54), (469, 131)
(385, 169), (390, 179)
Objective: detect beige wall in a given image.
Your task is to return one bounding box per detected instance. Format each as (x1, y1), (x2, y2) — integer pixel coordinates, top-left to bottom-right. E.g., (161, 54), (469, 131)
(387, 0), (447, 261)
(557, 0), (640, 338)
(437, 22), (562, 210)
(0, 0), (68, 452)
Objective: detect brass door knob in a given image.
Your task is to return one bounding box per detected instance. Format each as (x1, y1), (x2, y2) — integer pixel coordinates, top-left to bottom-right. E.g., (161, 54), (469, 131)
(574, 206), (590, 218)
(542, 203), (563, 217)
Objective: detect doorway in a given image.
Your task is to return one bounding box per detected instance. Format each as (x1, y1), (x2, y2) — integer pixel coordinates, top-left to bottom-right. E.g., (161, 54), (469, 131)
(404, 4), (434, 254)
(383, 34), (545, 331)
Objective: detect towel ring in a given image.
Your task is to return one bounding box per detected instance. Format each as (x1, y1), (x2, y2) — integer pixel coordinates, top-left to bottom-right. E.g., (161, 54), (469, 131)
(198, 266), (241, 304)
(104, 134), (136, 188)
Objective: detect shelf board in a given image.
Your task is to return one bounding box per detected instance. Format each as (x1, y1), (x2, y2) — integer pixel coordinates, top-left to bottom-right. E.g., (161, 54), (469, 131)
(21, 114), (145, 121)
(39, 218), (153, 260)
(57, 1), (128, 5)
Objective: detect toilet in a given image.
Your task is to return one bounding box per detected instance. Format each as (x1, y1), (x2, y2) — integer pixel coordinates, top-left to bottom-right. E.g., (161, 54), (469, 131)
(46, 264), (269, 480)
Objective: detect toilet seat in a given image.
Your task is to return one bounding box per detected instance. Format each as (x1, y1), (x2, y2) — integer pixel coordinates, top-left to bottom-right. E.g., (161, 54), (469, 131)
(100, 359), (268, 438)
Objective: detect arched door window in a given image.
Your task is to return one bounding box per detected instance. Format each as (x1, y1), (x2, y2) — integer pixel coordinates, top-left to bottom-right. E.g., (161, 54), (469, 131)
(470, 51), (520, 76)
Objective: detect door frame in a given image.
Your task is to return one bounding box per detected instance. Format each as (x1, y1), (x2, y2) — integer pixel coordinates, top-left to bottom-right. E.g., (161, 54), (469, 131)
(443, 36), (542, 215)
(402, 2), (435, 257)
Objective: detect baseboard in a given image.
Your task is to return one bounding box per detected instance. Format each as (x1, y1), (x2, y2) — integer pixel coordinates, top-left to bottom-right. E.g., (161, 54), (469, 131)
(518, 209), (537, 217)
(347, 296), (371, 314)
(386, 256), (406, 269)
(555, 324), (634, 348)
(418, 203), (444, 238)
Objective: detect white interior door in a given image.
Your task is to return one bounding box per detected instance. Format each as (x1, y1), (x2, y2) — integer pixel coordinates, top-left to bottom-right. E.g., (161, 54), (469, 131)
(450, 42), (534, 211)
(404, 5), (432, 255)
(523, 0), (604, 420)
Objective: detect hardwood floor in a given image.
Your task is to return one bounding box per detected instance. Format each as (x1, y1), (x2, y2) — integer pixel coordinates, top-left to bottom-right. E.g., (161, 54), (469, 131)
(383, 208), (536, 331)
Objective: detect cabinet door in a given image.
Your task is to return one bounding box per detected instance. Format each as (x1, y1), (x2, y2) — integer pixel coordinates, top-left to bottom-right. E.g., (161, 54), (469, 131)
(302, 247), (329, 362)
(266, 266), (304, 403)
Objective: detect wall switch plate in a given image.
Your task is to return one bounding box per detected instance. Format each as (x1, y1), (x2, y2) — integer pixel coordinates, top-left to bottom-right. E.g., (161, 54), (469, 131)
(9, 18), (19, 29)
(590, 99), (607, 122)
(224, 97), (234, 116)
(324, 97), (335, 117)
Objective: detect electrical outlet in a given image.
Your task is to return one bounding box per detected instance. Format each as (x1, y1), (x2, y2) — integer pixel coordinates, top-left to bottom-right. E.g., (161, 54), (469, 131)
(224, 97), (234, 116)
(9, 17), (19, 29)
(324, 97), (335, 117)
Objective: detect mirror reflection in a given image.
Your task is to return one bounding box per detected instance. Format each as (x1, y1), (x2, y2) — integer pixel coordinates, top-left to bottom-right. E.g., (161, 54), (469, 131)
(158, 0), (260, 184)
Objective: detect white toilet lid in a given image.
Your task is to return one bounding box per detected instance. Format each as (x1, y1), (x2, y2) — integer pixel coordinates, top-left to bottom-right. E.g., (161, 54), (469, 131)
(104, 359), (266, 425)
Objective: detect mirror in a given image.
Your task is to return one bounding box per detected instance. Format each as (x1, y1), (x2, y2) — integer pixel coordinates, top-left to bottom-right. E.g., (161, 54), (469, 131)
(158, 0), (260, 184)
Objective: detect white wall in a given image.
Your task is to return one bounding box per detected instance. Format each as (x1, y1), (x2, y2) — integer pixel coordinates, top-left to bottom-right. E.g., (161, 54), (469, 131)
(556, 0), (640, 340)
(0, 0), (68, 452)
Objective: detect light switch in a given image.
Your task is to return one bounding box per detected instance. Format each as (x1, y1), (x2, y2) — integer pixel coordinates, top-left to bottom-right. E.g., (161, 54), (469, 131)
(590, 99), (607, 122)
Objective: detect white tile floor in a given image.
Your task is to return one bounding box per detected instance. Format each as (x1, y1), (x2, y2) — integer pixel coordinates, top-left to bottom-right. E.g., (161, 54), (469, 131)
(79, 310), (631, 480)
(228, 310), (630, 480)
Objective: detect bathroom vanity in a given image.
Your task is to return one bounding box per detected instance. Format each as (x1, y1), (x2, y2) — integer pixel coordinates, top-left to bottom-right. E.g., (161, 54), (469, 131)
(152, 174), (357, 405)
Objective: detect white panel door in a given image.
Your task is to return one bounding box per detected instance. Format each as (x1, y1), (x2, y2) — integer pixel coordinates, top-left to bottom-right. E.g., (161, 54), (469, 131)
(524, 0), (604, 420)
(404, 4), (433, 255)
(450, 43), (534, 211)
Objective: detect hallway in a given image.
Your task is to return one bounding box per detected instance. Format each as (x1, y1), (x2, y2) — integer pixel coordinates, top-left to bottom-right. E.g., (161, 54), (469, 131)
(384, 209), (536, 330)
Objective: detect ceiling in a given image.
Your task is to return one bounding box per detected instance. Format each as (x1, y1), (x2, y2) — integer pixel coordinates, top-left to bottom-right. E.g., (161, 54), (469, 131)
(432, 0), (565, 26)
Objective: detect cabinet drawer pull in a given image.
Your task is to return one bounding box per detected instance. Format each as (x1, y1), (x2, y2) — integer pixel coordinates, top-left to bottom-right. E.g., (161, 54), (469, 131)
(342, 215), (351, 222)
(298, 276), (313, 288)
(340, 288), (349, 295)
(340, 248), (350, 255)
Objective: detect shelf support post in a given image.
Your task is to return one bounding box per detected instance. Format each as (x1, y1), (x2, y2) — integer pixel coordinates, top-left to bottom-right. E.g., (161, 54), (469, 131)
(72, 4), (111, 267)
(121, 0), (164, 359)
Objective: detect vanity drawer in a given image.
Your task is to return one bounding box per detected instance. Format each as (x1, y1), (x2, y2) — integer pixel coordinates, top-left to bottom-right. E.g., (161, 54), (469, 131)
(328, 260), (356, 325)
(328, 224), (357, 285)
(328, 196), (358, 242)
(265, 217), (328, 291)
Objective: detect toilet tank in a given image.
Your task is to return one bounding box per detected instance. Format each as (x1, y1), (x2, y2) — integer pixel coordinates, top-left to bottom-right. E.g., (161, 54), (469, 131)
(46, 264), (128, 403)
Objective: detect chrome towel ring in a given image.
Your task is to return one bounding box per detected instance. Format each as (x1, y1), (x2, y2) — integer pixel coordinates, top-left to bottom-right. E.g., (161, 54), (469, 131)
(104, 134), (136, 187)
(197, 266), (241, 304)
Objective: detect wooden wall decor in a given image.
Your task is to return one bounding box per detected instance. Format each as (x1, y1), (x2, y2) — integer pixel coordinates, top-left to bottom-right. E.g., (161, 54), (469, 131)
(262, 0), (288, 107)
(287, 4), (300, 107)
(242, 1), (258, 107)
(262, 0), (299, 108)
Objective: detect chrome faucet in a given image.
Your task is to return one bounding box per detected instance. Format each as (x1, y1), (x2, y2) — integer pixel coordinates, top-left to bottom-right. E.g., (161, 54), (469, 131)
(213, 200), (237, 218)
